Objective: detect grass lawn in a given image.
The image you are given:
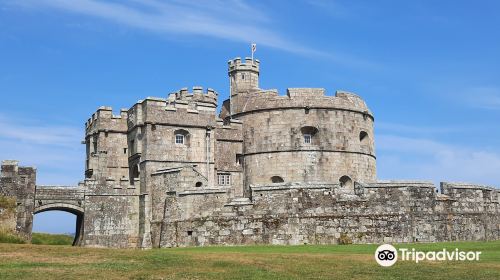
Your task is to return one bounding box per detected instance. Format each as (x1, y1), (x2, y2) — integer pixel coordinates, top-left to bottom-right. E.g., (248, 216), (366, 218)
(31, 233), (74, 245)
(0, 241), (499, 279)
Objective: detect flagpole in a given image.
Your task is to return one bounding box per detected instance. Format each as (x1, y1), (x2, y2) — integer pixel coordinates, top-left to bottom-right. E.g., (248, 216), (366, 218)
(251, 43), (256, 63)
(229, 73), (232, 120)
(251, 44), (254, 61)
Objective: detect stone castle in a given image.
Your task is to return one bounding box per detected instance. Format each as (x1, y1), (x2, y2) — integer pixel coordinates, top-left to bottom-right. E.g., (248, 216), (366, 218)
(1, 56), (499, 248)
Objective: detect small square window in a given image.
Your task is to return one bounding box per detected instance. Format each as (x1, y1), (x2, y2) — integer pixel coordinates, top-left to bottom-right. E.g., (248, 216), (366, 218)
(218, 174), (231, 185)
(175, 134), (184, 144)
(304, 134), (312, 144)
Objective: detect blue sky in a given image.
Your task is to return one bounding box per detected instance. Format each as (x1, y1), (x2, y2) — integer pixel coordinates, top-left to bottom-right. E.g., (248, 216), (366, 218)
(1, 0), (499, 234)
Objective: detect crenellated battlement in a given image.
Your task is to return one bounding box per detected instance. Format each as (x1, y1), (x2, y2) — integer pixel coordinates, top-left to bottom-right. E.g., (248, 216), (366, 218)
(85, 106), (128, 134)
(228, 57), (260, 73)
(286, 88), (325, 97)
(167, 86), (218, 106)
(166, 86), (219, 110)
(226, 88), (373, 119)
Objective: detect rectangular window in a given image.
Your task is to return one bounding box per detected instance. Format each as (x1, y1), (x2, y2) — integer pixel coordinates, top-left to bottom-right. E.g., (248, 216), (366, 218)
(236, 154), (243, 166)
(304, 134), (312, 144)
(175, 134), (184, 144)
(218, 174), (231, 186)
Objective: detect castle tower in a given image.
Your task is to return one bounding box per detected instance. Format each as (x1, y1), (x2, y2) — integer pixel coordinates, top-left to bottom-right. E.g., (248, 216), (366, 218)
(228, 57), (260, 96)
(84, 107), (129, 183)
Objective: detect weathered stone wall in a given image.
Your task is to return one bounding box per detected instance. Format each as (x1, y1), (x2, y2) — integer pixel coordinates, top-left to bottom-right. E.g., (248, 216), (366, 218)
(79, 179), (141, 248)
(214, 119), (244, 197)
(160, 181), (499, 247)
(85, 107), (129, 182)
(148, 167), (231, 248)
(0, 160), (36, 240)
(229, 91), (376, 187)
(222, 58), (376, 189)
(0, 195), (16, 233)
(228, 57), (260, 95)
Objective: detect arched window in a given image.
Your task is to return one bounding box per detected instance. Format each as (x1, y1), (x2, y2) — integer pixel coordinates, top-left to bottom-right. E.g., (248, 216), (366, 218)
(300, 126), (319, 145)
(339, 175), (353, 188)
(271, 176), (284, 183)
(130, 164), (140, 185)
(359, 131), (368, 143)
(174, 129), (190, 146)
(195, 182), (203, 188)
(359, 131), (369, 153)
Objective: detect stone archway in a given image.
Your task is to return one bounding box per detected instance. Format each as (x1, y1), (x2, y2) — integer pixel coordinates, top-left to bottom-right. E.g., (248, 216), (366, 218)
(34, 203), (85, 246)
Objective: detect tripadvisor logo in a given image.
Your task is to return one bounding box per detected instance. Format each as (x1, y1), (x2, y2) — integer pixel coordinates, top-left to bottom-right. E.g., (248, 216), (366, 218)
(375, 244), (482, 267)
(375, 244), (398, 267)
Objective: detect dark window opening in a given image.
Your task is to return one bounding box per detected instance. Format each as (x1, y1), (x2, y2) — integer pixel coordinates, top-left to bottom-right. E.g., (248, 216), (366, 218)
(174, 129), (190, 146)
(187, 231), (193, 236)
(339, 175), (353, 189)
(300, 126), (319, 145)
(359, 131), (369, 153)
(85, 169), (93, 179)
(195, 182), (203, 188)
(236, 154), (243, 166)
(131, 164), (140, 185)
(175, 134), (184, 144)
(123, 148), (127, 154)
(271, 176), (284, 183)
(360, 131), (368, 142)
(93, 136), (98, 154)
(304, 134), (312, 144)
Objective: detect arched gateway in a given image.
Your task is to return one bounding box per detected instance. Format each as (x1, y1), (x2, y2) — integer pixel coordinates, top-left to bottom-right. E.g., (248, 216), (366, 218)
(33, 185), (86, 246)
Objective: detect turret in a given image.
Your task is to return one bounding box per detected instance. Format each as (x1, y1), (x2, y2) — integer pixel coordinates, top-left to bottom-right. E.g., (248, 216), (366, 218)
(228, 57), (260, 96)
(84, 107), (129, 183)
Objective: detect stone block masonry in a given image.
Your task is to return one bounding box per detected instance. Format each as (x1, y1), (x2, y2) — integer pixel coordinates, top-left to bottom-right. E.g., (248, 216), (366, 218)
(0, 56), (498, 248)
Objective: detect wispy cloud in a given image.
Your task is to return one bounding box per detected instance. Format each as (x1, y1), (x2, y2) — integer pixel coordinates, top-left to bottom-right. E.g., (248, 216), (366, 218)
(377, 133), (500, 187)
(0, 114), (81, 146)
(465, 86), (500, 110)
(376, 122), (465, 135)
(376, 120), (500, 187)
(8, 0), (376, 68)
(16, 0), (306, 53)
(436, 85), (500, 110)
(0, 114), (83, 185)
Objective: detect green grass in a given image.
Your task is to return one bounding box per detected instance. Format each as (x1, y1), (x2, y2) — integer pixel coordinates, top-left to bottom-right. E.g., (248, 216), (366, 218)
(31, 233), (74, 245)
(0, 230), (26, 244)
(0, 196), (16, 210)
(0, 241), (499, 279)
